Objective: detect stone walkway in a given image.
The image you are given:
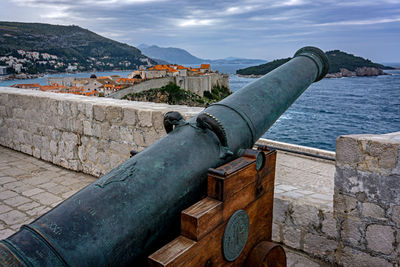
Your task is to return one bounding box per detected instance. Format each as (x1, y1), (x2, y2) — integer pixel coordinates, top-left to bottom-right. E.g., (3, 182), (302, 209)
(0, 145), (96, 239)
(275, 151), (335, 210)
(0, 145), (334, 266)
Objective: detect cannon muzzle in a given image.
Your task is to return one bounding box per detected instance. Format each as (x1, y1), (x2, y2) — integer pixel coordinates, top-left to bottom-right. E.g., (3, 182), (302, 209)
(0, 47), (328, 266)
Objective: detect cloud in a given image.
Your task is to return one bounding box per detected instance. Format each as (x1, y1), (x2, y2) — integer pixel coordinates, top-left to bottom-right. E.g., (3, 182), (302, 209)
(177, 19), (219, 27)
(3, 0), (400, 61)
(314, 17), (400, 26)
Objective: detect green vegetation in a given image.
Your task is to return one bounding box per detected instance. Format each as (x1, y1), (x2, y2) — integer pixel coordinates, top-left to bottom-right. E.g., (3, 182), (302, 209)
(236, 50), (394, 76)
(0, 21), (154, 73)
(325, 50), (392, 73)
(122, 83), (231, 107)
(236, 58), (290, 76)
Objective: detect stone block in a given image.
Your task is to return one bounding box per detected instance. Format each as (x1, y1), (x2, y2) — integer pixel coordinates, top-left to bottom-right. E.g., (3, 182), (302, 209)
(62, 132), (78, 143)
(105, 106), (122, 122)
(392, 205), (400, 227)
(366, 224), (395, 255)
(86, 146), (98, 164)
(336, 136), (362, 166)
(20, 144), (32, 155)
(0, 205), (12, 215)
(32, 147), (41, 159)
(110, 154), (123, 169)
(4, 196), (31, 207)
(143, 129), (162, 146)
(0, 210), (27, 225)
(341, 217), (362, 246)
(137, 110), (153, 127)
(362, 202), (385, 219)
(340, 246), (392, 267)
(88, 122), (99, 138)
(303, 233), (336, 262)
(109, 125), (120, 141)
(119, 126), (134, 144)
(123, 108), (136, 126)
(84, 103), (93, 119)
(322, 212), (337, 239)
(133, 130), (146, 147)
(283, 226), (301, 249)
(367, 139), (398, 170)
(273, 197), (289, 224)
(152, 110), (165, 131)
(291, 202), (319, 228)
(50, 140), (58, 154)
(83, 120), (92, 136)
(22, 188), (44, 197)
(31, 192), (62, 206)
(41, 149), (52, 162)
(334, 191), (358, 216)
(17, 202), (40, 211)
(98, 151), (109, 166)
(284, 250), (320, 267)
(68, 160), (81, 171)
(93, 104), (106, 122)
(71, 119), (83, 134)
(272, 223), (281, 242)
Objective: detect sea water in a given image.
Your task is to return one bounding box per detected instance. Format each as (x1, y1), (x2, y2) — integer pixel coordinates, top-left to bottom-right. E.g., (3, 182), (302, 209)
(230, 70), (400, 151)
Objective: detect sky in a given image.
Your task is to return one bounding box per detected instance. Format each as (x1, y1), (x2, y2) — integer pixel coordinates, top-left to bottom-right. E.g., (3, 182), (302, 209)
(1, 0), (400, 62)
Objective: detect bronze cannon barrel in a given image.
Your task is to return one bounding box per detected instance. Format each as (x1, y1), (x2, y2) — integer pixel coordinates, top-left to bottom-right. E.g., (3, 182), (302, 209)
(0, 47), (328, 266)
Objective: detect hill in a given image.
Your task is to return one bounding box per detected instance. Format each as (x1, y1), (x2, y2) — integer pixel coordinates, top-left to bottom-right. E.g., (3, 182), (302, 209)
(138, 44), (267, 65)
(236, 50), (394, 77)
(0, 21), (155, 74)
(138, 44), (203, 64)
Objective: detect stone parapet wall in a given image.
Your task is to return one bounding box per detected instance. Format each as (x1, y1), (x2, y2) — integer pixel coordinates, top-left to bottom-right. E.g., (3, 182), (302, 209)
(335, 132), (400, 266)
(0, 87), (202, 177)
(272, 193), (337, 263)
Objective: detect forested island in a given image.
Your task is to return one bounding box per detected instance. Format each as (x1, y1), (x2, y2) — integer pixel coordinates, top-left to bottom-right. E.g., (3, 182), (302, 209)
(236, 50), (395, 78)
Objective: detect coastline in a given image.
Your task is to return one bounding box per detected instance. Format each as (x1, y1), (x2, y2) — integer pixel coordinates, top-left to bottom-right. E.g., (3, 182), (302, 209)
(237, 67), (393, 79)
(0, 69), (135, 81)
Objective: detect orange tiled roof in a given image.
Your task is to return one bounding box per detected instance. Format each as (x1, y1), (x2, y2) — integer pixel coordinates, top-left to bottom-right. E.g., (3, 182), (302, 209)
(116, 78), (135, 83)
(200, 64), (210, 69)
(12, 83), (41, 88)
(40, 83), (66, 91)
(85, 91), (97, 96)
(104, 84), (115, 89)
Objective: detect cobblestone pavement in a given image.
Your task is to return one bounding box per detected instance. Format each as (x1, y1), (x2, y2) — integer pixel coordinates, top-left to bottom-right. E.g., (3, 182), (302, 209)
(0, 146), (333, 266)
(0, 146), (96, 239)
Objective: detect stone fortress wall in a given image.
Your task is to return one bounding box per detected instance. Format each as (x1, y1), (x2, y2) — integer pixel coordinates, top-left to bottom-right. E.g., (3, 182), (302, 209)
(108, 73), (230, 99)
(0, 87), (399, 266)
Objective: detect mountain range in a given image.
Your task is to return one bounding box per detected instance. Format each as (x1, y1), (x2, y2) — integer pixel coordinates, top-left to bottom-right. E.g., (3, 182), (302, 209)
(138, 44), (267, 65)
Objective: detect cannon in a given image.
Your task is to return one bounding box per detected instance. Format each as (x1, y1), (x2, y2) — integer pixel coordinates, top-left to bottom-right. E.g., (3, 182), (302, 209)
(0, 47), (328, 266)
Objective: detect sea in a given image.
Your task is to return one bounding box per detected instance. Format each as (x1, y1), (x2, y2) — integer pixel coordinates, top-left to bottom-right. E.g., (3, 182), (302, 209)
(1, 64), (399, 152)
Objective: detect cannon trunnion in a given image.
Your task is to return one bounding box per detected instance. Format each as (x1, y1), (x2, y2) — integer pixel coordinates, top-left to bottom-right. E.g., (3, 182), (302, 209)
(0, 47), (328, 266)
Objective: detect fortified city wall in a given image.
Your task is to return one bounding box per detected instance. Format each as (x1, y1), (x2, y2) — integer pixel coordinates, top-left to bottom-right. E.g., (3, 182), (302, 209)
(109, 73), (230, 99)
(0, 87), (399, 266)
